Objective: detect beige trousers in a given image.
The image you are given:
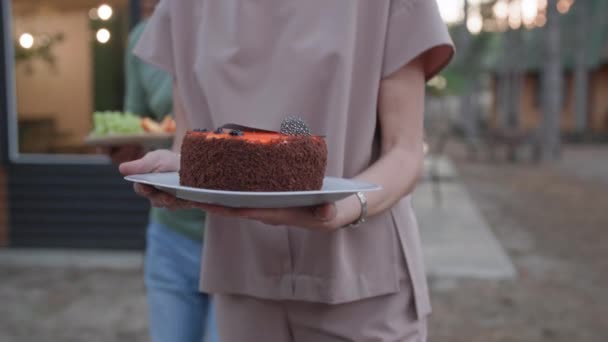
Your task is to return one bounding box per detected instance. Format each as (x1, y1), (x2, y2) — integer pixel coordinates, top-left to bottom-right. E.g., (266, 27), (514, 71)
(215, 281), (427, 342)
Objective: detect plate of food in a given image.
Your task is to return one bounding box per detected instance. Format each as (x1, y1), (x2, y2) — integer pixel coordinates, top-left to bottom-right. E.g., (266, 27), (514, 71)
(85, 111), (176, 148)
(124, 118), (381, 208)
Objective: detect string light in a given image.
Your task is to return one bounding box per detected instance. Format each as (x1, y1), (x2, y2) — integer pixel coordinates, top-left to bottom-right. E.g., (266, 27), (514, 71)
(97, 4), (113, 21)
(556, 0), (572, 14)
(435, 0), (574, 33)
(535, 14), (547, 27)
(19, 33), (34, 49)
(493, 0), (509, 21)
(96, 29), (111, 44)
(428, 75), (448, 90)
(521, 0), (539, 26)
(89, 8), (99, 20)
(467, 9), (484, 34)
(508, 0), (522, 30)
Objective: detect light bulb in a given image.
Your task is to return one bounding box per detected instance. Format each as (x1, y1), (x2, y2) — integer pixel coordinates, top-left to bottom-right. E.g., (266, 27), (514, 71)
(19, 33), (34, 49)
(97, 4), (113, 21)
(96, 28), (111, 44)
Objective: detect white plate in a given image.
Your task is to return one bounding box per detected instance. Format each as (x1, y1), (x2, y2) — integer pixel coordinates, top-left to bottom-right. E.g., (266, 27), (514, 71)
(85, 132), (173, 148)
(125, 172), (381, 208)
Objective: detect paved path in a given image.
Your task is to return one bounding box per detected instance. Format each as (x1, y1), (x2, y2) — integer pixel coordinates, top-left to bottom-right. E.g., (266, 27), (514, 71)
(0, 264), (148, 342)
(414, 156), (516, 280)
(0, 248), (143, 269)
(556, 145), (608, 186)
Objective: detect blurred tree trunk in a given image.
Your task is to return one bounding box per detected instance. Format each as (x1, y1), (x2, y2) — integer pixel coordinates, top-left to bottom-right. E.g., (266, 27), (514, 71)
(498, 29), (522, 129)
(504, 29), (524, 161)
(573, 0), (589, 135)
(541, 0), (563, 160)
(497, 31), (512, 129)
(460, 0), (470, 47)
(507, 30), (523, 130)
(460, 0), (480, 158)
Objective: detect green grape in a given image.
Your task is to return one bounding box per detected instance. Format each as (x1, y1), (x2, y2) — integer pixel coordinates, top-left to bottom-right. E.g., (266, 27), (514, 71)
(92, 111), (144, 136)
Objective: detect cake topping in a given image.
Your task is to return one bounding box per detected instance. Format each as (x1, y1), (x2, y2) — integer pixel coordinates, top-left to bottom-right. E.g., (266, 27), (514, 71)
(229, 129), (244, 136)
(193, 128), (209, 132)
(214, 127), (224, 134)
(280, 117), (311, 136)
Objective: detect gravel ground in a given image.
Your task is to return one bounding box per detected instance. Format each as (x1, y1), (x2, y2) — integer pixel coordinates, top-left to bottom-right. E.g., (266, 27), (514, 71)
(0, 266), (148, 342)
(1, 144), (606, 342)
(428, 143), (608, 342)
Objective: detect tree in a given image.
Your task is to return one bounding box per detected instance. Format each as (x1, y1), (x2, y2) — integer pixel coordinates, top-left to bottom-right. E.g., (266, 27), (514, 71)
(498, 29), (524, 131)
(573, 0), (589, 135)
(541, 0), (563, 160)
(459, 0), (481, 157)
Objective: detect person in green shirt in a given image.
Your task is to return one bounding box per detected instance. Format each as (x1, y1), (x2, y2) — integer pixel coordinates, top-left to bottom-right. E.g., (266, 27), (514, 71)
(124, 9), (204, 243)
(113, 1), (217, 341)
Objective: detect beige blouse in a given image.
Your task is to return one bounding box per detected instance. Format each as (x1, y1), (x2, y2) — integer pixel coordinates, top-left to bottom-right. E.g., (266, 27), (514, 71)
(135, 0), (454, 318)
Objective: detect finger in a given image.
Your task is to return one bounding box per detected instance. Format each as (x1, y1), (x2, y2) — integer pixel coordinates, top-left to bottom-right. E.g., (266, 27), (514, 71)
(120, 152), (159, 175)
(190, 203), (338, 230)
(147, 190), (179, 208)
(246, 204), (336, 224)
(166, 198), (199, 211)
(150, 194), (173, 208)
(312, 203), (337, 222)
(134, 183), (157, 197)
(152, 150), (180, 173)
(223, 206), (332, 228)
(120, 149), (177, 175)
(132, 182), (195, 210)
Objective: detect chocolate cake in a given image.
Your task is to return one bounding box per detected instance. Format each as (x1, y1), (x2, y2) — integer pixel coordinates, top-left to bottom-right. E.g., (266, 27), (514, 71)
(179, 120), (327, 192)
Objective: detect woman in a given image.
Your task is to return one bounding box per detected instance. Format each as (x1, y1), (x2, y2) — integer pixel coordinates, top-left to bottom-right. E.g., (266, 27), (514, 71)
(113, 0), (217, 341)
(121, 0), (454, 340)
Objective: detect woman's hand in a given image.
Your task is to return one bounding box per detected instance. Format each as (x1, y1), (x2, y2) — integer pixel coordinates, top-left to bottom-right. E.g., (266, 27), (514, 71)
(118, 145), (363, 230)
(196, 194), (362, 232)
(119, 149), (195, 210)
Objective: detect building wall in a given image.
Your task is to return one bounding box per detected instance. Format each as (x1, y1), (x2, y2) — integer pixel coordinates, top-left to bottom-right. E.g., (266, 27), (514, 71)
(561, 73), (576, 131)
(519, 73), (577, 132)
(7, 164), (149, 249)
(590, 64), (608, 133)
(519, 75), (542, 130)
(493, 68), (607, 134)
(13, 10), (93, 150)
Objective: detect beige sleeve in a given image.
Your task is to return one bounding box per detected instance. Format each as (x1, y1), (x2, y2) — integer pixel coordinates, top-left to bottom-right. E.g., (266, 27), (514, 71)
(382, 0), (455, 79)
(133, 0), (176, 77)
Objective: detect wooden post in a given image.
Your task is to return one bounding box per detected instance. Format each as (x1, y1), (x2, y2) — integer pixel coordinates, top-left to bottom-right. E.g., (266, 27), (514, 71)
(541, 0), (563, 160)
(498, 31), (512, 129)
(573, 0), (589, 134)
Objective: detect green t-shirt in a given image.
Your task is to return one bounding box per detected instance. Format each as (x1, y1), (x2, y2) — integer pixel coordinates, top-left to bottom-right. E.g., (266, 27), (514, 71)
(124, 20), (205, 241)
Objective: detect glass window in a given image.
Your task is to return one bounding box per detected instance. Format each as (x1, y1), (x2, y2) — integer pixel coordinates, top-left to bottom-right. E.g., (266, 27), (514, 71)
(9, 0), (131, 158)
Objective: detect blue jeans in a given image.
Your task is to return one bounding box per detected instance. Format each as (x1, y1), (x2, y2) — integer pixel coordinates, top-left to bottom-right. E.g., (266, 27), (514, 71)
(144, 221), (218, 342)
